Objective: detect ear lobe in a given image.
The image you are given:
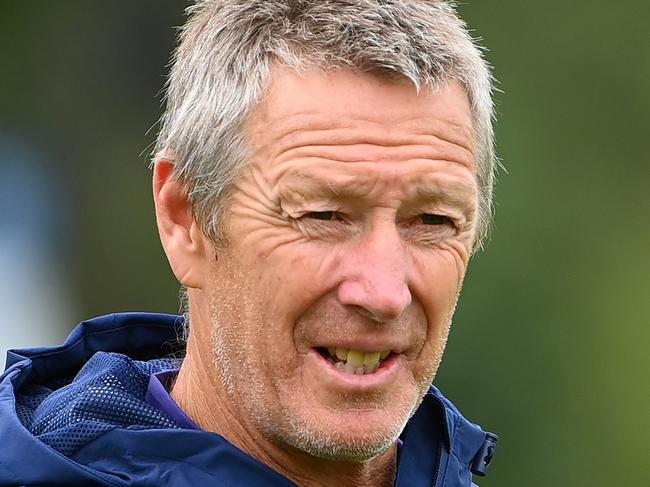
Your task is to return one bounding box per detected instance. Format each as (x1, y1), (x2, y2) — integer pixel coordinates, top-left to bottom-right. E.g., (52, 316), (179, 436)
(153, 160), (207, 289)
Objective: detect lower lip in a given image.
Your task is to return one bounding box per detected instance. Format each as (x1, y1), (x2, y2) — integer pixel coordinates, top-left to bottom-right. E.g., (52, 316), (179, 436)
(309, 349), (401, 388)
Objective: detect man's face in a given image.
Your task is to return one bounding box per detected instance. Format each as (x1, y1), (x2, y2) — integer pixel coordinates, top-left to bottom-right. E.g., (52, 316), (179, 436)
(203, 68), (477, 460)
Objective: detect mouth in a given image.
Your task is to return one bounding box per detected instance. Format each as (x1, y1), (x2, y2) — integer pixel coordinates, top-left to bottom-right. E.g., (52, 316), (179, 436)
(315, 347), (394, 376)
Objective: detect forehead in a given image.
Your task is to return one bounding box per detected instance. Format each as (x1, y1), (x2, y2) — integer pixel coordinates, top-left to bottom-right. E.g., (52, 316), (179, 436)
(256, 65), (472, 118)
(245, 67), (476, 197)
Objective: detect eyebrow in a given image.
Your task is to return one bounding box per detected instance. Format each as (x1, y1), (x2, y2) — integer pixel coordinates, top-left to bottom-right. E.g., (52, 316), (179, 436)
(410, 178), (477, 211)
(276, 169), (477, 211)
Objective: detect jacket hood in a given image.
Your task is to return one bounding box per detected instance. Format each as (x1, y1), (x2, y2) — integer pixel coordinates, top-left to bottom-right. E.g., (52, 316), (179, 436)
(0, 313), (496, 486)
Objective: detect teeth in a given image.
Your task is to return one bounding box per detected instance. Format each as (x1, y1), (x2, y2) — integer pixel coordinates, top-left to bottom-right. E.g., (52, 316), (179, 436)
(363, 351), (381, 366)
(324, 347), (392, 375)
(335, 348), (349, 361)
(347, 350), (364, 367)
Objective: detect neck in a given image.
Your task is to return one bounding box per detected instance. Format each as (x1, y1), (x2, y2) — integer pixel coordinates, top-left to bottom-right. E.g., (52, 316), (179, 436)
(171, 291), (397, 487)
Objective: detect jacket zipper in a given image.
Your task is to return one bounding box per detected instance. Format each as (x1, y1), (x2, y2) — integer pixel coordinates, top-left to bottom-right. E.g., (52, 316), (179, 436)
(432, 435), (442, 487)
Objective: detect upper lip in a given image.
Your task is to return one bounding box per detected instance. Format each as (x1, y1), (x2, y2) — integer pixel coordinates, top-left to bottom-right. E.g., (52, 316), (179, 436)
(313, 341), (405, 354)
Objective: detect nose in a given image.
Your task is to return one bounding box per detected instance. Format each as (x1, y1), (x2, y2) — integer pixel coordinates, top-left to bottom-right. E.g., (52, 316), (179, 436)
(336, 223), (412, 322)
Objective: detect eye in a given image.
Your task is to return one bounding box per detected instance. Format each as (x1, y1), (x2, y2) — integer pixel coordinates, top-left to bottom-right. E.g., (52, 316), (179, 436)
(304, 211), (337, 221)
(420, 214), (451, 225)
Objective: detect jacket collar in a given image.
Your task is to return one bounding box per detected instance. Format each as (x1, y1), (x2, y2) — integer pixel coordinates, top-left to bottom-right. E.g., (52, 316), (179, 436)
(2, 312), (494, 486)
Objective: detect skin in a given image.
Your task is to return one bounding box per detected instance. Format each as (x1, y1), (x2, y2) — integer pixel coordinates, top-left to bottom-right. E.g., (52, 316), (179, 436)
(153, 67), (478, 487)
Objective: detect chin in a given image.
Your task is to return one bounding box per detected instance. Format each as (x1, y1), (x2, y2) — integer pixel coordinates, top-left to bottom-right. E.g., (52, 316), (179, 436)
(270, 403), (414, 462)
(281, 425), (399, 462)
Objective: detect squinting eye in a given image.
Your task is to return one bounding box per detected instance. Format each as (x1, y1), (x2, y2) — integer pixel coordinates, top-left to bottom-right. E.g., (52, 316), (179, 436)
(305, 211), (336, 221)
(420, 214), (449, 225)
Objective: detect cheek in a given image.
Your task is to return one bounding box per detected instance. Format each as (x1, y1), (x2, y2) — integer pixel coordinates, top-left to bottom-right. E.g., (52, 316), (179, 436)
(248, 241), (340, 317)
(409, 247), (466, 369)
(412, 246), (467, 312)
(217, 242), (336, 370)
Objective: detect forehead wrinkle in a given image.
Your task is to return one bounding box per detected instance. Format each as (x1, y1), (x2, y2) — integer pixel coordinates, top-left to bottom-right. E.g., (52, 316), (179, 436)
(409, 175), (478, 213)
(272, 160), (477, 211)
(251, 112), (475, 168)
(274, 143), (473, 170)
(274, 166), (378, 203)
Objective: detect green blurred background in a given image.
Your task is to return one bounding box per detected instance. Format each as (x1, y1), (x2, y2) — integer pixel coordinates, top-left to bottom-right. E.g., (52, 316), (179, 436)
(0, 1), (647, 485)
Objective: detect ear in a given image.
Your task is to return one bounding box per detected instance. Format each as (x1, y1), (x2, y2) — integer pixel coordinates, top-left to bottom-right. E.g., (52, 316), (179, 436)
(153, 158), (208, 289)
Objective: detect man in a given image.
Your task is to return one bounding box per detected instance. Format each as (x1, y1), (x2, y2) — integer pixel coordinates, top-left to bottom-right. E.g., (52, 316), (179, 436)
(0, 1), (498, 486)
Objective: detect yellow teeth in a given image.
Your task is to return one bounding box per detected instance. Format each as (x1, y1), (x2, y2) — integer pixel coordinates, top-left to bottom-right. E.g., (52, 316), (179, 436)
(335, 348), (349, 361)
(363, 351), (381, 366)
(347, 350), (365, 367)
(326, 348), (391, 373)
(330, 348), (390, 375)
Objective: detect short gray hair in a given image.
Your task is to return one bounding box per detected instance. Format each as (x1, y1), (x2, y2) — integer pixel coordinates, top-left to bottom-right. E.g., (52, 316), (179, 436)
(155, 0), (496, 247)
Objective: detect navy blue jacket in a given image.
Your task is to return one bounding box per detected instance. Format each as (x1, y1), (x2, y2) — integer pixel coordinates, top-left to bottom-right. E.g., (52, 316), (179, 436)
(0, 313), (496, 486)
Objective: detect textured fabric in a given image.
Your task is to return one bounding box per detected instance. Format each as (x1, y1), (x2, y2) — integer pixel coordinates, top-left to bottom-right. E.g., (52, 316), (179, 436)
(0, 312), (494, 486)
(17, 352), (183, 456)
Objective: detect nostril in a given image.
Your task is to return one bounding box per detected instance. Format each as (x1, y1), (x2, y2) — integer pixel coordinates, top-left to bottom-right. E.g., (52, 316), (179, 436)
(353, 302), (409, 324)
(337, 277), (411, 323)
